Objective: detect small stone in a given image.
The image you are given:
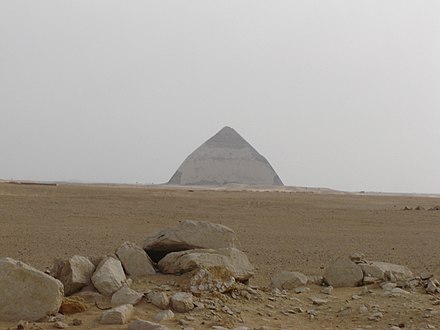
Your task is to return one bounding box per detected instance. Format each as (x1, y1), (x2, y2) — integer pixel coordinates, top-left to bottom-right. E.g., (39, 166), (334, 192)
(310, 297), (328, 305)
(358, 305), (368, 314)
(381, 282), (397, 291)
(54, 321), (68, 329)
(153, 309), (175, 322)
(72, 319), (82, 326)
(100, 304), (134, 325)
(128, 319), (170, 330)
(368, 312), (383, 321)
(320, 286), (333, 295)
(170, 292), (194, 313)
(147, 291), (170, 310)
(391, 288), (410, 295)
(294, 287), (310, 294)
(350, 252), (366, 263)
(421, 272), (433, 280)
(111, 286), (143, 306)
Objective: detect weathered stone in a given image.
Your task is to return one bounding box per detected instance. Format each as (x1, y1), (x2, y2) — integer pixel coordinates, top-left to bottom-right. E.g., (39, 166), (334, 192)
(350, 252), (366, 263)
(143, 220), (241, 262)
(310, 297), (328, 305)
(101, 304), (134, 325)
(294, 287), (310, 294)
(59, 296), (88, 314)
(381, 282), (397, 291)
(271, 271), (308, 289)
(153, 309), (175, 322)
(360, 261), (413, 281)
(111, 285), (143, 307)
(51, 255), (95, 295)
(190, 267), (236, 294)
(320, 286), (333, 295)
(158, 247), (254, 281)
(147, 291), (170, 310)
(128, 319), (170, 330)
(116, 241), (155, 276)
(0, 257), (64, 322)
(91, 257), (126, 296)
(324, 257), (363, 288)
(170, 292), (194, 313)
(368, 312), (383, 321)
(54, 321), (68, 329)
(426, 279), (439, 294)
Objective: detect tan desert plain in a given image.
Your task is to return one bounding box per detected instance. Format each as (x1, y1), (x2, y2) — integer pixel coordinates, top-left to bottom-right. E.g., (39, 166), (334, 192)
(1, 180), (440, 330)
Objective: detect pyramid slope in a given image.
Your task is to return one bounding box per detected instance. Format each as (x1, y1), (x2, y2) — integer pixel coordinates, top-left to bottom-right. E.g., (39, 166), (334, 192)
(168, 126), (283, 186)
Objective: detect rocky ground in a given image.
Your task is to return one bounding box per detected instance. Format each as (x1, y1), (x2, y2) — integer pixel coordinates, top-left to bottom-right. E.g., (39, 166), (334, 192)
(1, 183), (440, 329)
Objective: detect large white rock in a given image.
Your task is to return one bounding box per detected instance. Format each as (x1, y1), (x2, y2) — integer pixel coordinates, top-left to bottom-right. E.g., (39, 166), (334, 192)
(360, 261), (413, 282)
(143, 220), (241, 262)
(116, 241), (156, 276)
(167, 126), (284, 186)
(111, 285), (143, 307)
(51, 255), (95, 295)
(128, 319), (170, 330)
(271, 271), (308, 289)
(92, 256), (126, 296)
(158, 247), (254, 282)
(324, 257), (363, 288)
(0, 257), (64, 322)
(101, 304), (134, 324)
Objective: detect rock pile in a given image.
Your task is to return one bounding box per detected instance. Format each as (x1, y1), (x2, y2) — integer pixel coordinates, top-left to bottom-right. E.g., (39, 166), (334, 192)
(0, 220), (255, 326)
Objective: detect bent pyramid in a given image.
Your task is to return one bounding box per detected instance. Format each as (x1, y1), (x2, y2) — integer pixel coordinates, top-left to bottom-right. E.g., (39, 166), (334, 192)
(168, 126), (283, 186)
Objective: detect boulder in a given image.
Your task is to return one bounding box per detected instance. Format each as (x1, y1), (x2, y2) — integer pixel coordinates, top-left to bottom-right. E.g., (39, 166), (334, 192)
(324, 257), (363, 288)
(143, 220), (241, 262)
(0, 257), (64, 322)
(128, 319), (170, 330)
(101, 304), (134, 324)
(116, 241), (156, 276)
(51, 255), (95, 295)
(158, 247), (254, 282)
(147, 291), (170, 310)
(170, 292), (194, 313)
(360, 261), (413, 282)
(111, 285), (144, 307)
(91, 256), (126, 296)
(271, 271), (308, 289)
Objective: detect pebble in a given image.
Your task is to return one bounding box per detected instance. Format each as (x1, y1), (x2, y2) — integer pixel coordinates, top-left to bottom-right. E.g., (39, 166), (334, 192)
(368, 312), (383, 321)
(321, 286), (333, 295)
(54, 321), (68, 329)
(310, 297), (328, 305)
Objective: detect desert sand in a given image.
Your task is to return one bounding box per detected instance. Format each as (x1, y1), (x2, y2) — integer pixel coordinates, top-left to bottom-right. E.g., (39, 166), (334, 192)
(1, 182), (440, 329)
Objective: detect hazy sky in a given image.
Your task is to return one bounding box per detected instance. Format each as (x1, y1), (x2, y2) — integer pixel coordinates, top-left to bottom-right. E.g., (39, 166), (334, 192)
(1, 1), (439, 193)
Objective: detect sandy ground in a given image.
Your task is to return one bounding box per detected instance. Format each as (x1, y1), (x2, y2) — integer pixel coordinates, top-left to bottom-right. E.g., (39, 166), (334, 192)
(1, 183), (440, 329)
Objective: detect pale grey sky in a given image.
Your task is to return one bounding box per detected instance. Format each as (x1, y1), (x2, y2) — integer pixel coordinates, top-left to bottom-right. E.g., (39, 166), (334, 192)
(1, 1), (439, 193)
